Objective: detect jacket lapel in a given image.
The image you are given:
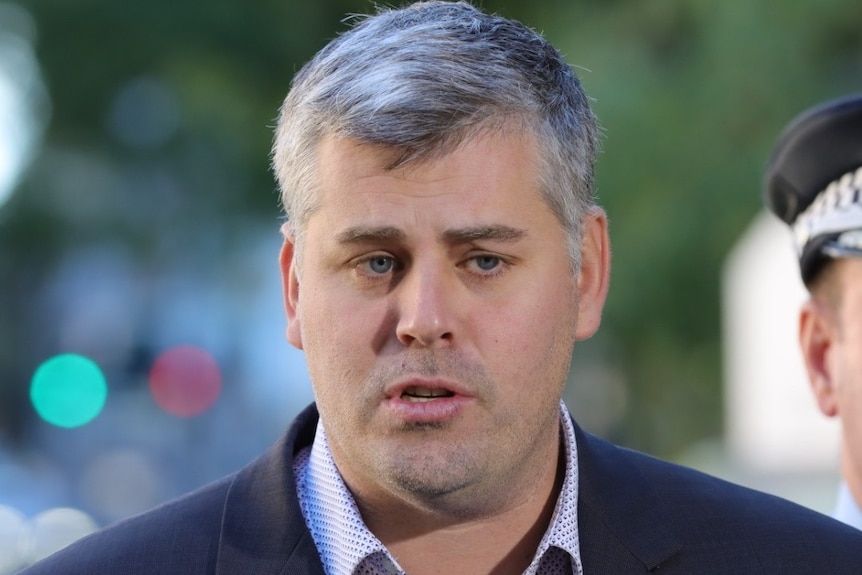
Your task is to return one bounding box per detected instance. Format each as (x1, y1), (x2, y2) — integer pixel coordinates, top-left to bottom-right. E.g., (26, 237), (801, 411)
(574, 420), (682, 573)
(215, 404), (326, 575)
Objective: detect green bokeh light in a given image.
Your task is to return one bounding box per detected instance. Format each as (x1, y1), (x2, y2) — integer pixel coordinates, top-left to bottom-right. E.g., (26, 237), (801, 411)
(30, 354), (108, 428)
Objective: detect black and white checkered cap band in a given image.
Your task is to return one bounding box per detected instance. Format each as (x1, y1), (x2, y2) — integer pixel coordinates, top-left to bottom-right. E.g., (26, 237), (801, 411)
(792, 165), (862, 256)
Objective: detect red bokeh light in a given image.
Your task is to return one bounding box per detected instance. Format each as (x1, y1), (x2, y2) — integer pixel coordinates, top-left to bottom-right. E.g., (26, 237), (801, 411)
(148, 346), (222, 417)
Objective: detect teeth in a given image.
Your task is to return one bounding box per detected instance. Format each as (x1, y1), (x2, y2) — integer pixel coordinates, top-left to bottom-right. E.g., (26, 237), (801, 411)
(402, 387), (453, 401)
(404, 395), (437, 402)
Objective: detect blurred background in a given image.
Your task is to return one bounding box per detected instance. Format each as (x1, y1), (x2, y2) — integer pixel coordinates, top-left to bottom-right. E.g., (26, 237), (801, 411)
(1, 0), (860, 570)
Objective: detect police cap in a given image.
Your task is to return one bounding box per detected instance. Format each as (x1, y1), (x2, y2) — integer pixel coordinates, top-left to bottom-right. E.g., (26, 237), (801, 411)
(764, 93), (862, 285)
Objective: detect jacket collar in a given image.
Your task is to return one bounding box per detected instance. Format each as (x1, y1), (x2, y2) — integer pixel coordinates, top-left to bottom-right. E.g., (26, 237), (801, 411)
(216, 403), (325, 575)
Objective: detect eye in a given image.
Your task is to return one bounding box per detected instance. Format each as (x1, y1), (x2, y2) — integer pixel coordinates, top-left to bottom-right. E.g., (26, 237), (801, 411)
(473, 255), (501, 271)
(366, 256), (394, 274)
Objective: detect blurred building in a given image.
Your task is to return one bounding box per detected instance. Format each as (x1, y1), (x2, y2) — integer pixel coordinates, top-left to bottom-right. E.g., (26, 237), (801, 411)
(714, 210), (841, 513)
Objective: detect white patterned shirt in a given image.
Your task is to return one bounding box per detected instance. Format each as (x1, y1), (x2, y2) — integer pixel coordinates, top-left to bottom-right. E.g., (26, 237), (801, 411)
(293, 401), (583, 575)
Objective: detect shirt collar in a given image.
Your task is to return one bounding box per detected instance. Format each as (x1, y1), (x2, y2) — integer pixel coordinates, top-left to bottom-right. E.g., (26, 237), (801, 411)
(293, 420), (398, 574)
(294, 401), (582, 575)
(525, 402), (583, 575)
(833, 481), (862, 530)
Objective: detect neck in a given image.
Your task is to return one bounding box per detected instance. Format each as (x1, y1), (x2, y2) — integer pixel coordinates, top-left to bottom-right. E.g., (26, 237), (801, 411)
(842, 445), (862, 513)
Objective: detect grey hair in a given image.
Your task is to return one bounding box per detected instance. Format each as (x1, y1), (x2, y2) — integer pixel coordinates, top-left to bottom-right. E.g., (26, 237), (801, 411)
(272, 0), (600, 271)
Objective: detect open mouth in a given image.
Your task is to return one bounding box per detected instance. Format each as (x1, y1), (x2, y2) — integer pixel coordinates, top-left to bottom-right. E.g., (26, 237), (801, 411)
(401, 387), (455, 402)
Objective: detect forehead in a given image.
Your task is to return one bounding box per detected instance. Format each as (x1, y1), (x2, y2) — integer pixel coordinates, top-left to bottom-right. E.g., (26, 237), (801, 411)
(317, 127), (538, 178)
(312, 130), (542, 204)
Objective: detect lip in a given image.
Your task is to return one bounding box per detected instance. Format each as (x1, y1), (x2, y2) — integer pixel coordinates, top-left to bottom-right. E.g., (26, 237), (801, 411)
(384, 378), (474, 424)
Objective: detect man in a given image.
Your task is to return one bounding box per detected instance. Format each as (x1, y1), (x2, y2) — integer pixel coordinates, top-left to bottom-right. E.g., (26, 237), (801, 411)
(21, 2), (862, 573)
(764, 93), (862, 530)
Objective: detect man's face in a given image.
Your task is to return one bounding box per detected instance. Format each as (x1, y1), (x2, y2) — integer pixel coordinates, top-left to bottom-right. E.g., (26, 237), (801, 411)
(280, 130), (608, 515)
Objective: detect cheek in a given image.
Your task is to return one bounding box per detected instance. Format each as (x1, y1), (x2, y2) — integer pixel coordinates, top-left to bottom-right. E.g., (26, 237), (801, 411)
(298, 288), (383, 386)
(838, 348), (862, 397)
(483, 292), (577, 386)
(830, 335), (862, 415)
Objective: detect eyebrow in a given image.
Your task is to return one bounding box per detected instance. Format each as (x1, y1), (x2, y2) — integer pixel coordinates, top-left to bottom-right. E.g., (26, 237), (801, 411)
(335, 226), (405, 244)
(442, 225), (527, 244)
(335, 225), (526, 245)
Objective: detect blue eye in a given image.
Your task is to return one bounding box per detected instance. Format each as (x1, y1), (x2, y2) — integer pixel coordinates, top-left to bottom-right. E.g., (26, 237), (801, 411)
(474, 256), (500, 271)
(368, 256), (393, 274)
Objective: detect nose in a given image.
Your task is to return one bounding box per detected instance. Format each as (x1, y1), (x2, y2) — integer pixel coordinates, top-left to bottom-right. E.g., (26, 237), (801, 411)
(395, 261), (456, 348)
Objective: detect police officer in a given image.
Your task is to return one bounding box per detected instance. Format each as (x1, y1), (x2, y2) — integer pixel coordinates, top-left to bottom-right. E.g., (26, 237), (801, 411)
(765, 93), (862, 529)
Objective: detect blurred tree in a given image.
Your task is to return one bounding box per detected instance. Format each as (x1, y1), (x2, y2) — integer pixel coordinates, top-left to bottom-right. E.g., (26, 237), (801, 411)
(546, 0), (862, 456)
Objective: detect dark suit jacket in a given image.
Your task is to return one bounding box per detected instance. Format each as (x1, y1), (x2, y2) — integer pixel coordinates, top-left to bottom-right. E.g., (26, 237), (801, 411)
(18, 403), (862, 574)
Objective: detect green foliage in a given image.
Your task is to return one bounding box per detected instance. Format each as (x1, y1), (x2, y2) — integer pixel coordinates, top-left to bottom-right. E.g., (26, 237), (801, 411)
(546, 0), (862, 456)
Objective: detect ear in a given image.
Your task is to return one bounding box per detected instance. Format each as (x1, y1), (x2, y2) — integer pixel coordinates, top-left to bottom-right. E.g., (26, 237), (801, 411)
(279, 226), (304, 350)
(574, 206), (611, 340)
(799, 299), (838, 417)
